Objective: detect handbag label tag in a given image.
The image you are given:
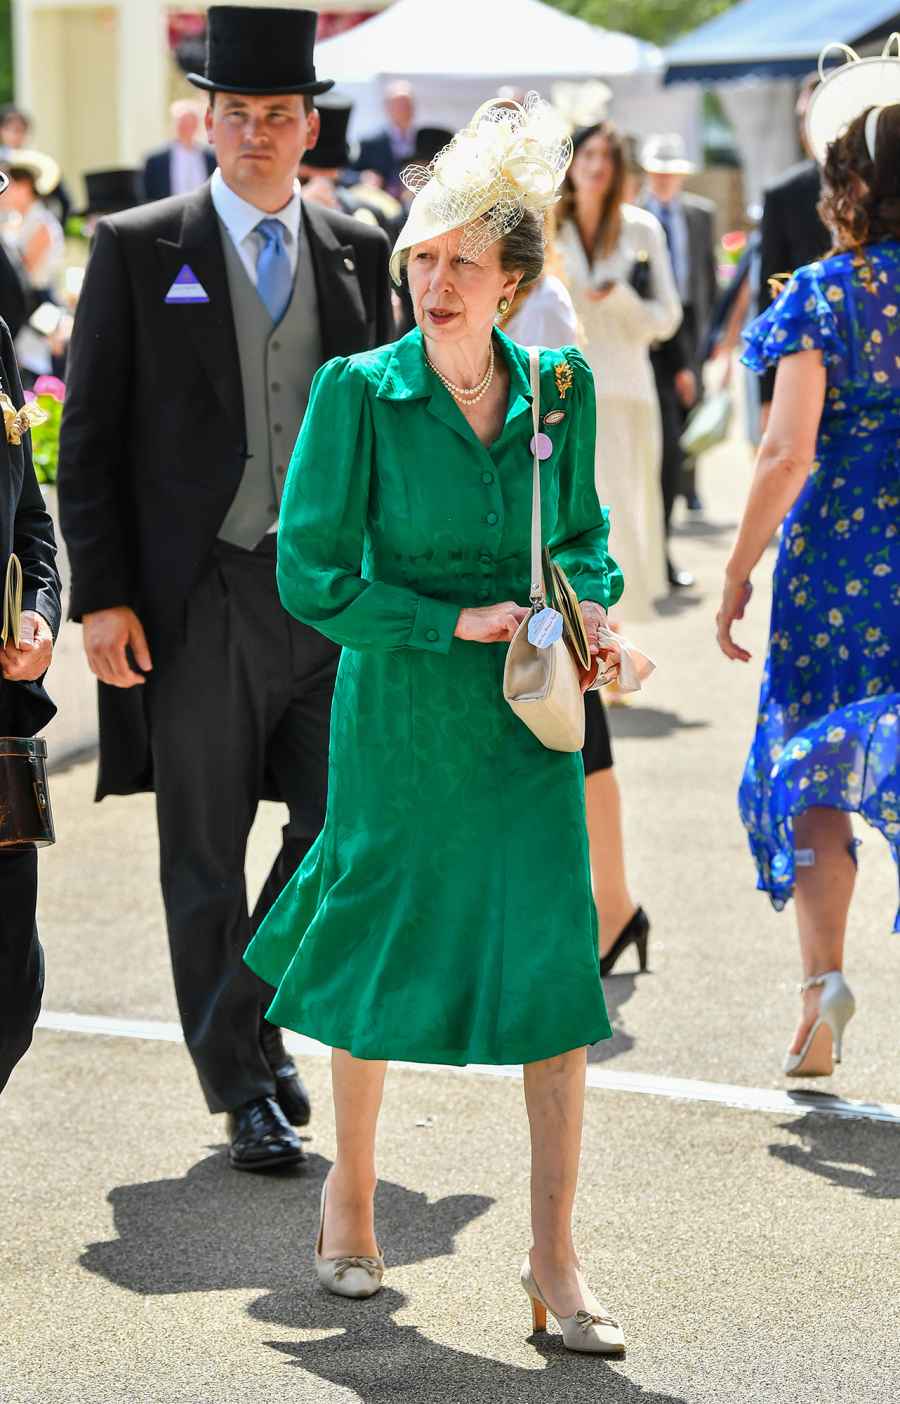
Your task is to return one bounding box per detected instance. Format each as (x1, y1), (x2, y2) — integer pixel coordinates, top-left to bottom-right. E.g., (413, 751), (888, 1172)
(528, 607), (564, 649)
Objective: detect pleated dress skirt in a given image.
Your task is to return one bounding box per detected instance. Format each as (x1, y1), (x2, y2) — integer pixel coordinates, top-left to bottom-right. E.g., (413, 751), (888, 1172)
(244, 636), (612, 1066)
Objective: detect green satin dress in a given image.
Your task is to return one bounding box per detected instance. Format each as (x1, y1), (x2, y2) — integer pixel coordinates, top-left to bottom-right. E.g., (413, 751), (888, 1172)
(244, 327), (624, 1065)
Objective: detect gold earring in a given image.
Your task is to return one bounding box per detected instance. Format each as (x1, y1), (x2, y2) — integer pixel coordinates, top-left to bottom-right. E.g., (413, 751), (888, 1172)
(498, 296), (510, 315)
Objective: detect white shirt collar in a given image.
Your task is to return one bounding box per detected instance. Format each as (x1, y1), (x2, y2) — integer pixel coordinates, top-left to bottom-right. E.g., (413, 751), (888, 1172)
(210, 167), (302, 249)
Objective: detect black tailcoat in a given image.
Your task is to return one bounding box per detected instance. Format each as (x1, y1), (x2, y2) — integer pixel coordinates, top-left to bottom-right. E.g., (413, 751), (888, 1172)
(758, 160), (830, 404)
(58, 182), (392, 799)
(0, 318), (61, 738)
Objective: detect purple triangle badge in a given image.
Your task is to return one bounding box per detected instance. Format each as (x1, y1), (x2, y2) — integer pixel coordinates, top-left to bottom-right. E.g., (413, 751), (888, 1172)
(165, 263), (210, 305)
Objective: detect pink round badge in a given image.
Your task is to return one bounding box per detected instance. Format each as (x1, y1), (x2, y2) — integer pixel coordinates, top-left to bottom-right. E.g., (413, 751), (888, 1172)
(530, 432), (553, 460)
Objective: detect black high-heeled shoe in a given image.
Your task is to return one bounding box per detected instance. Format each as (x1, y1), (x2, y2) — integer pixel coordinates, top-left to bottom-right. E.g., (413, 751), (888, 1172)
(600, 907), (650, 977)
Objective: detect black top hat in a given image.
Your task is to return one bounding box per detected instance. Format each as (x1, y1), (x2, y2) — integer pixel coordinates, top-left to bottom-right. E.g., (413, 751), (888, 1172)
(413, 127), (454, 167)
(74, 169), (143, 218)
(188, 6), (333, 97)
(303, 100), (354, 171)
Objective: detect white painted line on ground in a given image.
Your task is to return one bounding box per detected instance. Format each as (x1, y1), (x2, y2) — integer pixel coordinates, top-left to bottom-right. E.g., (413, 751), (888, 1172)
(37, 1009), (900, 1126)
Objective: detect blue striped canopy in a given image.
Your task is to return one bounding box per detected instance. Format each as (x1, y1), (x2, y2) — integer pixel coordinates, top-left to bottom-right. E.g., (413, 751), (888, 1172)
(665, 0), (900, 83)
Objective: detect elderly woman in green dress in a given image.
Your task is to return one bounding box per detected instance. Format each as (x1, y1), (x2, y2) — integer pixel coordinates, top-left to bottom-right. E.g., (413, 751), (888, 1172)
(245, 97), (626, 1356)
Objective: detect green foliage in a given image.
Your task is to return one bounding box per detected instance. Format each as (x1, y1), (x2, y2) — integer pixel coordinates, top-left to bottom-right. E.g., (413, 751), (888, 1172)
(0, 0), (11, 106)
(29, 395), (63, 486)
(544, 0), (735, 47)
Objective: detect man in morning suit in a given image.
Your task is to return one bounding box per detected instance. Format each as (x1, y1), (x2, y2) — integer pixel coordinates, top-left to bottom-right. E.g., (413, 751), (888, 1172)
(0, 173), (61, 1091)
(57, 7), (393, 1169)
(757, 75), (830, 422)
(640, 133), (718, 580)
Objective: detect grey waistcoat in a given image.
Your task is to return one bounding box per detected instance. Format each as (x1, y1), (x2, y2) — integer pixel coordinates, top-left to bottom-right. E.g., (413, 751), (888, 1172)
(218, 219), (323, 550)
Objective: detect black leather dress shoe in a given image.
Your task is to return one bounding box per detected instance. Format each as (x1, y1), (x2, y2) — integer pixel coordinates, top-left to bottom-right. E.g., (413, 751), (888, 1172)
(227, 1096), (306, 1172)
(260, 1018), (312, 1127)
(667, 564), (695, 589)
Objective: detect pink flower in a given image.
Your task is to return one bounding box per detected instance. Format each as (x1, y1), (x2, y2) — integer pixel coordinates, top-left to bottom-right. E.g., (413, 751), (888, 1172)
(33, 375), (66, 401)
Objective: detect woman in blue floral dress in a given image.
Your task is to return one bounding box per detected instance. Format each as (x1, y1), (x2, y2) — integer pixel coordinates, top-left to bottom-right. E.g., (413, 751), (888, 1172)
(716, 102), (900, 1079)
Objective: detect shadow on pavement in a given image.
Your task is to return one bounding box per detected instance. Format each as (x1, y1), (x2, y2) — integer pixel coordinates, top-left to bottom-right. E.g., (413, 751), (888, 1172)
(769, 1111), (900, 1199)
(255, 1284), (688, 1403)
(80, 1151), (493, 1295)
(670, 518), (736, 541)
(588, 973), (641, 1063)
(608, 707), (709, 741)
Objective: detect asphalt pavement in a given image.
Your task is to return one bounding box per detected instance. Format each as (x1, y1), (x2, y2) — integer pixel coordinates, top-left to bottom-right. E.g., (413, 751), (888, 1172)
(2, 418), (899, 1404)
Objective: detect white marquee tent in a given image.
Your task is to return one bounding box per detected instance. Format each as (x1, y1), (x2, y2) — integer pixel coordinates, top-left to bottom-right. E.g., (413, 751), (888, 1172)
(315, 0), (701, 153)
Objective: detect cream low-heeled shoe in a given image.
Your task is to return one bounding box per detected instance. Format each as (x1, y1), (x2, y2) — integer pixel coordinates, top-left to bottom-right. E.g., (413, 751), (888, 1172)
(520, 1256), (625, 1356)
(314, 1178), (384, 1299)
(783, 970), (856, 1078)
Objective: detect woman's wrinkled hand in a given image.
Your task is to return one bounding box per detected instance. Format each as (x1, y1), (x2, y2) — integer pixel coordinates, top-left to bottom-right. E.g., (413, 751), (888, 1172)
(579, 600), (608, 657)
(454, 602), (529, 644)
(716, 576), (753, 661)
(0, 611), (53, 682)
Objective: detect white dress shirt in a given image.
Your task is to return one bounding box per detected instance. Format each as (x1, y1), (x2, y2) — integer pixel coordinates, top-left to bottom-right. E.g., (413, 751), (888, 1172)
(210, 167), (303, 286)
(170, 142), (209, 197)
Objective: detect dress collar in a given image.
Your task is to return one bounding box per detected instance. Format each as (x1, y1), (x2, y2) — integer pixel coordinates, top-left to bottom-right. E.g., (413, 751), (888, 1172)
(377, 325), (532, 407)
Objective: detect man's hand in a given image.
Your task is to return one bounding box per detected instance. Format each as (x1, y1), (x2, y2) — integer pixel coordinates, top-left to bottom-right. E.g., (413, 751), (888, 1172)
(0, 611), (54, 682)
(675, 368), (698, 409)
(83, 606), (153, 687)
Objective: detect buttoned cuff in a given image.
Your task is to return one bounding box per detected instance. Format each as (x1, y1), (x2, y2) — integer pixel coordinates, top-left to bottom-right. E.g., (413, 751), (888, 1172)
(408, 595), (459, 654)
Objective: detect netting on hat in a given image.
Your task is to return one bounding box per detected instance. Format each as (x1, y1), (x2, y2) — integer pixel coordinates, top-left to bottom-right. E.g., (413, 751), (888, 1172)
(389, 93), (572, 282)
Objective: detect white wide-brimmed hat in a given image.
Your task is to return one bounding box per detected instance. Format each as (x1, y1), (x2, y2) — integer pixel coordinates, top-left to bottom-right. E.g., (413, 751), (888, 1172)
(389, 93), (572, 287)
(0, 148), (60, 197)
(640, 133), (696, 175)
(806, 33), (900, 165)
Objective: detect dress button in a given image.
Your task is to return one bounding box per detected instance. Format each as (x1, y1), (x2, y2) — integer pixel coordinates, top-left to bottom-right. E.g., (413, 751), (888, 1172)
(479, 552), (492, 565)
(425, 628), (439, 642)
(478, 587), (490, 601)
(482, 470), (494, 485)
(485, 511), (499, 525)
(271, 340), (281, 352)
(273, 423), (283, 434)
(271, 382), (281, 393)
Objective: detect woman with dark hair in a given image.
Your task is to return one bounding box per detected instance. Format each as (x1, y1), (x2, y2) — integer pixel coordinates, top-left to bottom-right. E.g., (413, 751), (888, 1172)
(556, 121), (681, 625)
(717, 48), (900, 1078)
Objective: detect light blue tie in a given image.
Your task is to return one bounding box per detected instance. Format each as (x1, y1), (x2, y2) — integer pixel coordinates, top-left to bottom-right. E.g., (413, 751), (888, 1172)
(255, 217), (293, 324)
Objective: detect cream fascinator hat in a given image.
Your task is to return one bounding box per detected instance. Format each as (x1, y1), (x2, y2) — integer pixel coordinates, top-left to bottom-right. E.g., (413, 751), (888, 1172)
(389, 93), (573, 286)
(806, 33), (900, 165)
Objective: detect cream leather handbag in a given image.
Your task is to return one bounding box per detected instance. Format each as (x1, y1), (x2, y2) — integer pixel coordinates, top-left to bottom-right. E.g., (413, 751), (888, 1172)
(503, 349), (588, 752)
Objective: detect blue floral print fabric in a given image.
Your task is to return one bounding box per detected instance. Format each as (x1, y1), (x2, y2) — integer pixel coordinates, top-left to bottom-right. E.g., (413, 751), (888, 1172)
(741, 245), (900, 931)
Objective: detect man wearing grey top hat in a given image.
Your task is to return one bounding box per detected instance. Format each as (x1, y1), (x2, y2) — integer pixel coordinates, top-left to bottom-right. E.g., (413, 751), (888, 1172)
(57, 6), (393, 1170)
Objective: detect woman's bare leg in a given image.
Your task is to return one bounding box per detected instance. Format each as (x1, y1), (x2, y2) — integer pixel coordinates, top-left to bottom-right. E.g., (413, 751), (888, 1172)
(788, 807), (856, 1055)
(524, 1047), (591, 1317)
(321, 1049), (386, 1258)
(585, 768), (638, 956)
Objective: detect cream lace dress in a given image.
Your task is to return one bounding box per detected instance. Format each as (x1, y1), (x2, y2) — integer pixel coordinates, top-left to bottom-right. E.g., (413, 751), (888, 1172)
(557, 205), (682, 619)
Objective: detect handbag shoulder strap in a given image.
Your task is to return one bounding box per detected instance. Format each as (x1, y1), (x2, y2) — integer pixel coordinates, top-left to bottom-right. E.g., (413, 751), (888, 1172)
(527, 347), (544, 609)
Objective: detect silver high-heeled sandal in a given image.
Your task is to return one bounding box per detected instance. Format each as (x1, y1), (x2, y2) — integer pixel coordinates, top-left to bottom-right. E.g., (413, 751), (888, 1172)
(314, 1177), (384, 1299)
(520, 1256), (625, 1356)
(783, 970), (856, 1078)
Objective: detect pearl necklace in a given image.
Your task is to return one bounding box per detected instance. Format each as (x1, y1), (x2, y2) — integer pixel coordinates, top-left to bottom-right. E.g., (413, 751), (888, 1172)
(426, 342), (495, 405)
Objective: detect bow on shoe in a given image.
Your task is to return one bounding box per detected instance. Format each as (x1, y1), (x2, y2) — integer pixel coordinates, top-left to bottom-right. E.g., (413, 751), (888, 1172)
(576, 1309), (620, 1332)
(332, 1256), (383, 1280)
